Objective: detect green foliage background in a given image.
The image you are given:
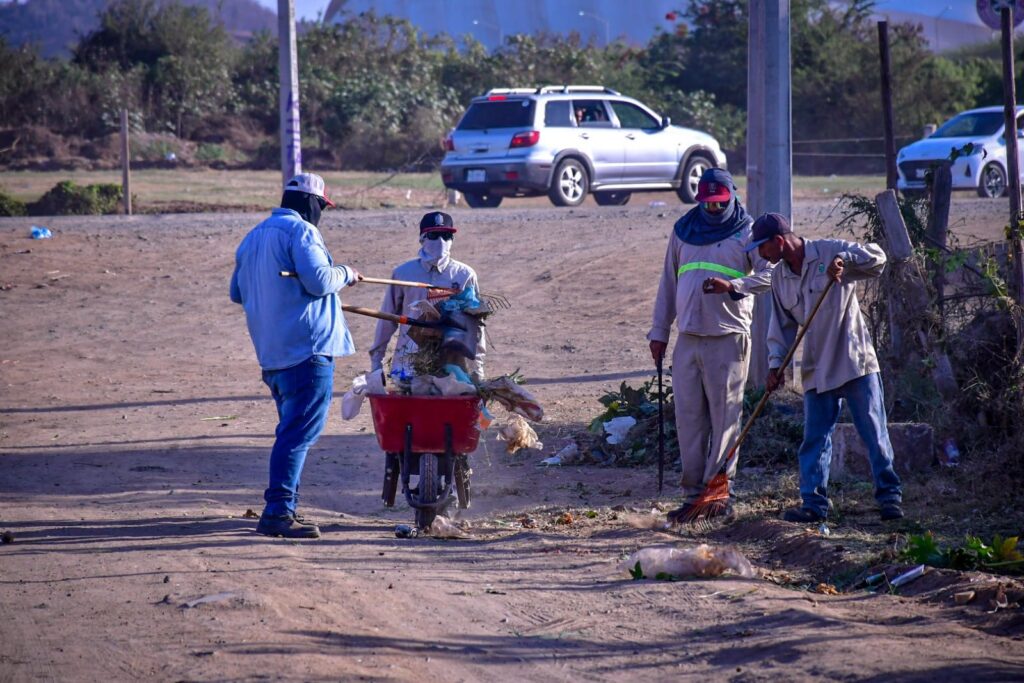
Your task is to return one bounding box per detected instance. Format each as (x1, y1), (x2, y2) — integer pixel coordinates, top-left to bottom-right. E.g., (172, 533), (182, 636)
(0, 0), (1013, 172)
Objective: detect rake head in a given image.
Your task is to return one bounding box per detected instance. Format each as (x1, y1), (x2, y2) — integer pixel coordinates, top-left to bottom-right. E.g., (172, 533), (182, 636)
(670, 472), (731, 525)
(426, 289), (511, 311)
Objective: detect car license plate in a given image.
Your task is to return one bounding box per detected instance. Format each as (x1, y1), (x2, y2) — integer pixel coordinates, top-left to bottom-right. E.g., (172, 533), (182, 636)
(466, 169), (486, 183)
(915, 169), (926, 179)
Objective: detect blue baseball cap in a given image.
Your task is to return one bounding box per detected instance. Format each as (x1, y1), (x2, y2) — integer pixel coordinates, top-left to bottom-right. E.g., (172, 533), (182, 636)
(744, 212), (792, 252)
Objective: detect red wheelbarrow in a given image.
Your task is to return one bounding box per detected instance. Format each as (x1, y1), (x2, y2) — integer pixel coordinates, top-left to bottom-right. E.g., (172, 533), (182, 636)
(368, 394), (482, 529)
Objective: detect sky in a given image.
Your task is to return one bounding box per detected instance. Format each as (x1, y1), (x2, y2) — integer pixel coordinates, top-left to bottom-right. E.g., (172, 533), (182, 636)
(257, 1), (990, 26)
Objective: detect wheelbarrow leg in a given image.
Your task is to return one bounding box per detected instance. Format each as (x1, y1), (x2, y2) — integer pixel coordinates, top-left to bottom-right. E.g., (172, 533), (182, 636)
(455, 455), (471, 509)
(382, 452), (400, 507)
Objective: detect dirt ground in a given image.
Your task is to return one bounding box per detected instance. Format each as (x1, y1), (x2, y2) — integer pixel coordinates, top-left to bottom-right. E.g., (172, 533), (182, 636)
(2, 192), (1023, 681)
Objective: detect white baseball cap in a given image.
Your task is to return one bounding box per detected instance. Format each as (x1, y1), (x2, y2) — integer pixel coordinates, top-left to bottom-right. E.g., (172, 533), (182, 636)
(284, 172), (335, 207)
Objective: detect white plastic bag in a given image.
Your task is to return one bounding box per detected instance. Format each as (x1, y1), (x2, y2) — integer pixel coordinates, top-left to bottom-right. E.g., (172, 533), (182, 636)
(425, 515), (469, 539)
(341, 369), (388, 420)
(621, 544), (756, 579)
(604, 416), (637, 445)
(432, 372), (477, 396)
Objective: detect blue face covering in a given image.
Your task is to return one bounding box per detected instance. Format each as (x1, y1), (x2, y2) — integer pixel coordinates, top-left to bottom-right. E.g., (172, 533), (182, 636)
(673, 194), (752, 246)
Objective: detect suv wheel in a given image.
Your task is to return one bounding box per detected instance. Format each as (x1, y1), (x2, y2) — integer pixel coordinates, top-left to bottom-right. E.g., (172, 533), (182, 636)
(463, 191), (503, 208)
(593, 191), (631, 206)
(676, 154), (713, 204)
(978, 163), (1008, 198)
(548, 159), (589, 207)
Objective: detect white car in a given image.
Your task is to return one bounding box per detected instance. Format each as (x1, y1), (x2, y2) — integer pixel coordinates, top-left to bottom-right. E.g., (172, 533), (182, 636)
(897, 105), (1024, 198)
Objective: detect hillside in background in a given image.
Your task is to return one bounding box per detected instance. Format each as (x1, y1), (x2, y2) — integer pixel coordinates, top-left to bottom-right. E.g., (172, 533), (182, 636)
(0, 0), (276, 57)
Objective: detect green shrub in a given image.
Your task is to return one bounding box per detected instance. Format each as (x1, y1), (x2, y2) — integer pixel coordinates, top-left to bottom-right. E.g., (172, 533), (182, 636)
(28, 181), (122, 216)
(195, 143), (225, 162)
(0, 188), (27, 216)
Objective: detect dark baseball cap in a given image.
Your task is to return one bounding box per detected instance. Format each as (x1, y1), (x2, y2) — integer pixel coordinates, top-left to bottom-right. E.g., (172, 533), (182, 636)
(745, 212), (792, 252)
(419, 211), (457, 235)
(694, 167), (735, 202)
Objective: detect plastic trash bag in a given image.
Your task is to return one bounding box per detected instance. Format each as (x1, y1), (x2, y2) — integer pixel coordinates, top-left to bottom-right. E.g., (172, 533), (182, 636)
(425, 515), (469, 539)
(438, 284), (482, 313)
(341, 369), (388, 419)
(603, 416), (637, 445)
(496, 414), (544, 454)
(621, 544), (757, 579)
(480, 376), (544, 422)
(410, 375), (437, 396)
(409, 299), (440, 321)
(431, 372), (476, 396)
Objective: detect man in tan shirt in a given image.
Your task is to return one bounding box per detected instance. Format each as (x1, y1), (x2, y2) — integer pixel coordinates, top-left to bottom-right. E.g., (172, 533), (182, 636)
(750, 212), (903, 523)
(648, 168), (773, 523)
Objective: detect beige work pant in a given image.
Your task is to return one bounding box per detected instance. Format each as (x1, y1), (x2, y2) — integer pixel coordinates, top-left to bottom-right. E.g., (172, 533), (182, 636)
(671, 332), (749, 500)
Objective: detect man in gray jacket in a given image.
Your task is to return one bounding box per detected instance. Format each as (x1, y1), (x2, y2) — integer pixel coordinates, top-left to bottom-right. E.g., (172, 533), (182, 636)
(750, 212), (903, 523)
(649, 168), (773, 523)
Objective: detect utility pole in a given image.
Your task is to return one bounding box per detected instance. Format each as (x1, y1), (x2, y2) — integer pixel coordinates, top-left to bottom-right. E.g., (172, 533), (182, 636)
(746, 0), (793, 388)
(1000, 7), (1024, 340)
(878, 21), (898, 191)
(120, 108), (132, 216)
(278, 0), (301, 184)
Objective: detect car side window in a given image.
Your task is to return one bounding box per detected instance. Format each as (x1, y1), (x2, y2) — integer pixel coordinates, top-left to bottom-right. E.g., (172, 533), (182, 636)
(573, 99), (612, 127)
(544, 100), (574, 127)
(610, 101), (660, 130)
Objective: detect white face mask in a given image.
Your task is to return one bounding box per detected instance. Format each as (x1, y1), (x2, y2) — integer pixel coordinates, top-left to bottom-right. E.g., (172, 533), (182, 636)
(418, 236), (452, 269)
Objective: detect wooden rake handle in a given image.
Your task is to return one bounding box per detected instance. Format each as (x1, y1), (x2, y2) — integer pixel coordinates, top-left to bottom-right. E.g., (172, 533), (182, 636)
(725, 277), (837, 462)
(279, 271), (458, 295)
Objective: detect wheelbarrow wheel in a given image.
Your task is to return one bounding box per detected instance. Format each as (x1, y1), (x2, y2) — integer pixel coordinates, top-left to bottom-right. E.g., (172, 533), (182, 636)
(455, 454), (472, 509)
(415, 454), (439, 529)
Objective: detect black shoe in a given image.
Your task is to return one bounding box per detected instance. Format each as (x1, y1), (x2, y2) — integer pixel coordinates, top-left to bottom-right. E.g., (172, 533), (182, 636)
(879, 503), (904, 521)
(783, 506), (825, 523)
(256, 513), (321, 539)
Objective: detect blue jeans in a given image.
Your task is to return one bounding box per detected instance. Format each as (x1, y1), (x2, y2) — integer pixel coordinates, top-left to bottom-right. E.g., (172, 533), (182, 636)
(797, 372), (902, 517)
(261, 355), (334, 517)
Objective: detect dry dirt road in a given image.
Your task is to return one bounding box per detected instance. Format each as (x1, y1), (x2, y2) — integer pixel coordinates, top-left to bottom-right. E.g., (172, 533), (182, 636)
(1, 194), (1023, 681)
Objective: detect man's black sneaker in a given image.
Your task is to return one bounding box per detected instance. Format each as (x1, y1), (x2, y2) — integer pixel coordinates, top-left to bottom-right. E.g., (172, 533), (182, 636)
(256, 513), (321, 539)
(783, 506), (826, 523)
(880, 503), (905, 521)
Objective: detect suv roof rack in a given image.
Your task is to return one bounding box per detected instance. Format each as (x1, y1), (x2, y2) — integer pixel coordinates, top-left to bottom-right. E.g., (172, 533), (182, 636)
(484, 85), (621, 96)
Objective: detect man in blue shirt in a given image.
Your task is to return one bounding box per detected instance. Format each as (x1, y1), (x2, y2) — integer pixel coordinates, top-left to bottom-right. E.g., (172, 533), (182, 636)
(230, 173), (361, 538)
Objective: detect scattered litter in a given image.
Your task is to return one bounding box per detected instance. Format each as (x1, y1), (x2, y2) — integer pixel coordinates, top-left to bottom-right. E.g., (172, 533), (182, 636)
(200, 415), (237, 421)
(648, 200), (667, 207)
(939, 437), (961, 467)
(814, 583), (839, 595)
(603, 416), (637, 445)
(479, 376), (544, 421)
(394, 524), (418, 539)
(518, 516), (537, 529)
(623, 512), (670, 531)
(539, 455), (562, 466)
(954, 590), (976, 605)
(496, 414), (543, 454)
(242, 509), (259, 519)
(818, 522), (831, 537)
(425, 515), (468, 539)
(182, 592), (238, 609)
(622, 544), (757, 580)
(556, 511), (574, 525)
(988, 585), (1009, 612)
(552, 442), (579, 464)
(30, 226), (52, 239)
(889, 564), (927, 588)
(858, 571), (886, 588)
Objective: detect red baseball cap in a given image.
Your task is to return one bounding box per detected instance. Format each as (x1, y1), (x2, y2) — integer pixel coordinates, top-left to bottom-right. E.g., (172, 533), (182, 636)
(694, 167), (734, 203)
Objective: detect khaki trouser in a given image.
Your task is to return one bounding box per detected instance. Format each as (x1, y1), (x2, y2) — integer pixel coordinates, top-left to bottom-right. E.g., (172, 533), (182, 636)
(671, 332), (749, 500)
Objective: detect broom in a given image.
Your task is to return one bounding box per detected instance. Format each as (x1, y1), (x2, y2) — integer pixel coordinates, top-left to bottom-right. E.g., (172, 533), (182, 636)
(679, 278), (836, 522)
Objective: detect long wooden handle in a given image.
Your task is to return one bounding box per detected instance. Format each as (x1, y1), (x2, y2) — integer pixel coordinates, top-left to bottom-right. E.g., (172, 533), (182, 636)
(360, 276), (458, 293)
(279, 271), (457, 294)
(341, 304), (437, 328)
(726, 278), (837, 461)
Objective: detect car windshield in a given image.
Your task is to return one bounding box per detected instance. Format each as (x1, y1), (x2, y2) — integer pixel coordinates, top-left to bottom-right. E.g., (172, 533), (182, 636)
(931, 112), (1004, 138)
(457, 100), (535, 130)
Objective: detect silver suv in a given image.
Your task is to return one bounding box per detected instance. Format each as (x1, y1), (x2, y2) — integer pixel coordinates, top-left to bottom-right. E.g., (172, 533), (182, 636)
(440, 86), (727, 208)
